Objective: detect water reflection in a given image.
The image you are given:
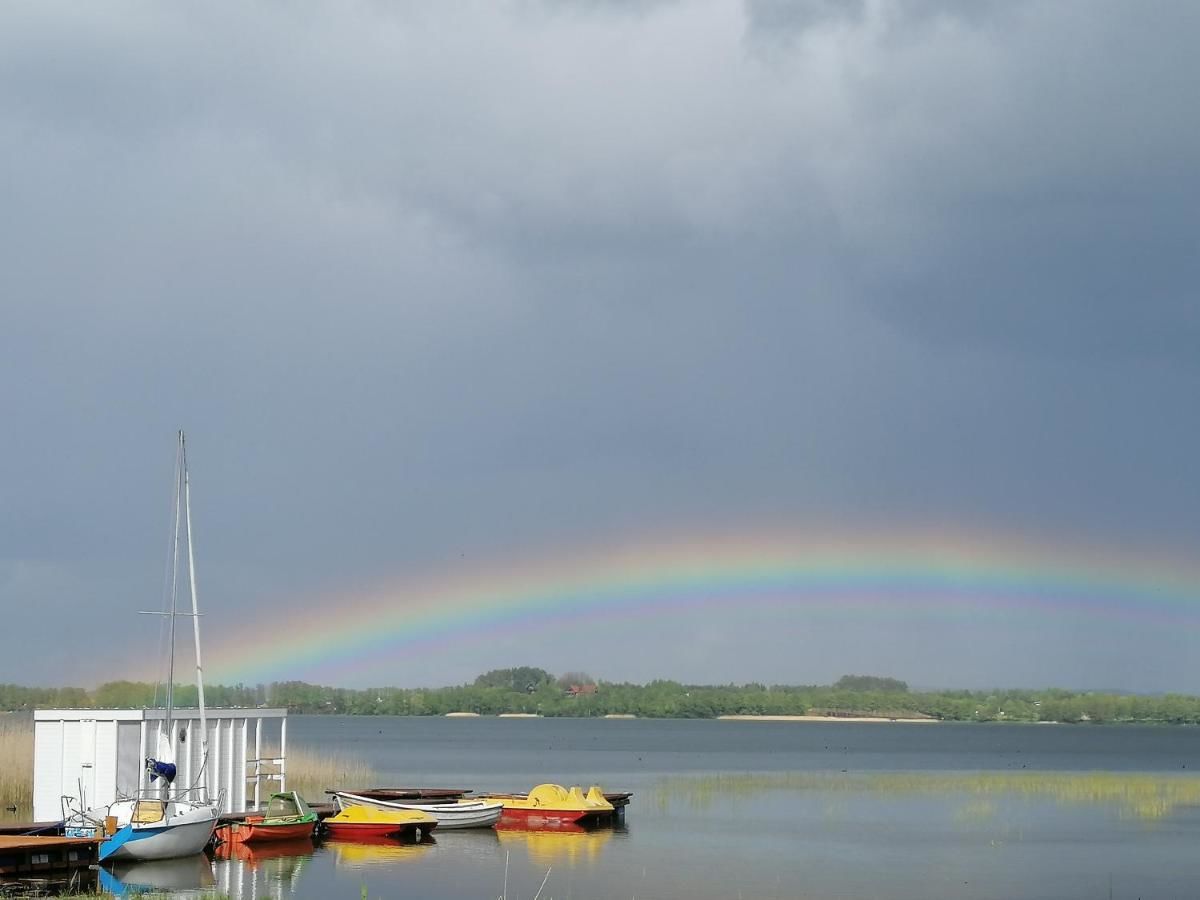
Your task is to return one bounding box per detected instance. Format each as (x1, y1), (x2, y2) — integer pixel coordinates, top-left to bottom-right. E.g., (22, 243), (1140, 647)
(421, 827), (499, 863)
(100, 854), (214, 896)
(0, 871), (99, 897)
(211, 838), (312, 899)
(655, 771), (1200, 820)
(322, 834), (435, 869)
(213, 837), (315, 866)
(495, 825), (614, 868)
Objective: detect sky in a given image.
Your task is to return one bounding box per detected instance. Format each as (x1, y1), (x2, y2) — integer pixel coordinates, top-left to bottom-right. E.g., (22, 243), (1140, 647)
(2, 0), (1198, 693)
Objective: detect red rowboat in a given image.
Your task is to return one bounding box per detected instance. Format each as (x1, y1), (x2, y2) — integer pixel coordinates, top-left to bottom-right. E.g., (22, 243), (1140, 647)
(215, 792), (317, 845)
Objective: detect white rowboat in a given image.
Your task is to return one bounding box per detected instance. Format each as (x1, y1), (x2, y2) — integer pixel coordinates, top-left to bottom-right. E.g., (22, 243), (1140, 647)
(332, 791), (503, 830)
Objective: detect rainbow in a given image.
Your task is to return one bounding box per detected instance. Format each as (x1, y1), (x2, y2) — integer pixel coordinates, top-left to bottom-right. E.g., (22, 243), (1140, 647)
(202, 526), (1200, 684)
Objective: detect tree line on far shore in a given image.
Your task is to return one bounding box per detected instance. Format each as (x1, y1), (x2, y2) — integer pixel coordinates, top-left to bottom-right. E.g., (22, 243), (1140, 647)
(3, 670), (1200, 724)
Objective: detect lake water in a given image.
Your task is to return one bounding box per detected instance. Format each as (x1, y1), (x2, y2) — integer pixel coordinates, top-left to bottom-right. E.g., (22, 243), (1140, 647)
(67, 717), (1200, 898)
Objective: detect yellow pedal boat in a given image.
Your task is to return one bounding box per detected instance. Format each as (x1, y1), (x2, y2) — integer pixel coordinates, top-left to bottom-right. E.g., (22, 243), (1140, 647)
(481, 784), (615, 828)
(323, 805), (437, 841)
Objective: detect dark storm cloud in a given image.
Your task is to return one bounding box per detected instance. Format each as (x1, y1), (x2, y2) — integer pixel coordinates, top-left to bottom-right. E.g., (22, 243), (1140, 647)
(744, 0), (1023, 39)
(735, 1), (1200, 362)
(1, 1), (1198, 688)
(744, 0), (869, 36)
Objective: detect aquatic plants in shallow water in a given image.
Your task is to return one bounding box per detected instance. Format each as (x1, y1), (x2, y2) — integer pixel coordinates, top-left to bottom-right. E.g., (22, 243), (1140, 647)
(654, 770), (1200, 821)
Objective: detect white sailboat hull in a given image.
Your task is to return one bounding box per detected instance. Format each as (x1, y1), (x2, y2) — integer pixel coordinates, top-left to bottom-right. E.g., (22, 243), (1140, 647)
(102, 804), (219, 861)
(333, 792), (503, 829)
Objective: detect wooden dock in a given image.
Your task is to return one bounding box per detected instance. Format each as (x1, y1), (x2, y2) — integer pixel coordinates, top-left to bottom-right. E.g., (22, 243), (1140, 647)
(0, 834), (100, 874)
(0, 822), (63, 837)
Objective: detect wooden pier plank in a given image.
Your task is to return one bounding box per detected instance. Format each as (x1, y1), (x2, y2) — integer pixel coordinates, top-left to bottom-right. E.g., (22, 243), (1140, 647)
(0, 835), (100, 875)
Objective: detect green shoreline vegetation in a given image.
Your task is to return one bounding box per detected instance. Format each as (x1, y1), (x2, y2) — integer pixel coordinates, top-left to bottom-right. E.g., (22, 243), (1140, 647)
(5, 670), (1200, 725)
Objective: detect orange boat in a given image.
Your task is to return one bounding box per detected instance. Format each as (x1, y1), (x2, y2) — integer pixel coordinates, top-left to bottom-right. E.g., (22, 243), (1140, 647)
(215, 792), (317, 845)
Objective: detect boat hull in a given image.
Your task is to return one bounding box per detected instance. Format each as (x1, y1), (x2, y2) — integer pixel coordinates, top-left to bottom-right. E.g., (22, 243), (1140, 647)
(323, 805), (437, 842)
(102, 813), (217, 862)
(324, 822), (433, 840)
(334, 792), (502, 830)
(217, 819), (316, 844)
(494, 806), (607, 828)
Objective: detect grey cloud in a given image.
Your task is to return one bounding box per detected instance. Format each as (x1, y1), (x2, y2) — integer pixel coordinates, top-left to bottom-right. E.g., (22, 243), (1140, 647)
(744, 0), (868, 37)
(737, 1), (1200, 360)
(742, 0), (1028, 45)
(1, 1), (1199, 689)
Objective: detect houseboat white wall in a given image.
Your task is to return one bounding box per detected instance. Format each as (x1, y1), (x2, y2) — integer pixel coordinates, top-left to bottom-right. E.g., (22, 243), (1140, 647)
(33, 708), (287, 822)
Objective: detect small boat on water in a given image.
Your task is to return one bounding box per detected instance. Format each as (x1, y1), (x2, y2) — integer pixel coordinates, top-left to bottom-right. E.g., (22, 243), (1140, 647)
(323, 805), (437, 841)
(215, 792), (317, 844)
(331, 791), (502, 830)
(87, 800), (219, 862)
(481, 784), (615, 828)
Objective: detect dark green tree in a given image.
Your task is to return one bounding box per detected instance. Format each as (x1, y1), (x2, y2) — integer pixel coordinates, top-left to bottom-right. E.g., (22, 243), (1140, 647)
(473, 667), (555, 693)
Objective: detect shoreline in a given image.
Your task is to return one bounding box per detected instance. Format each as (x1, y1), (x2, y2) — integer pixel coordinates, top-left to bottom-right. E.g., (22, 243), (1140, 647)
(717, 715), (938, 723)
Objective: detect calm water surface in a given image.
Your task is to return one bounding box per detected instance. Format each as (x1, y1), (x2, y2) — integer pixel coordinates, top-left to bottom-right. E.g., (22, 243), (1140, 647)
(101, 717), (1200, 899)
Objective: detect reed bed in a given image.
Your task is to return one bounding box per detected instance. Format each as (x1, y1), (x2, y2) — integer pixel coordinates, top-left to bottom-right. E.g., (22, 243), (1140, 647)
(259, 745), (378, 804)
(0, 714), (34, 815)
(654, 769), (1200, 821)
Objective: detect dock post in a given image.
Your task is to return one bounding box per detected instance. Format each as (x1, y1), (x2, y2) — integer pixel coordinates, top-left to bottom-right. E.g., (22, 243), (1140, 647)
(254, 716), (263, 809)
(280, 717), (288, 793)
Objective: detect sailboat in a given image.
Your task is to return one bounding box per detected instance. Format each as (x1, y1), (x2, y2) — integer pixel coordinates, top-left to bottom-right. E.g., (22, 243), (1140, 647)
(65, 432), (220, 861)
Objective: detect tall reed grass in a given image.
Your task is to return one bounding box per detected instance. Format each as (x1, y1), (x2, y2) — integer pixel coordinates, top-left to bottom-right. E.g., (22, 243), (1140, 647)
(0, 713), (33, 814)
(256, 744), (377, 806)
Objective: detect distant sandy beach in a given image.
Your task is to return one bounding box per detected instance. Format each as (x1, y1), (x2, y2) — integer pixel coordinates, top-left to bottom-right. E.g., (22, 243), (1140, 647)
(718, 715), (938, 723)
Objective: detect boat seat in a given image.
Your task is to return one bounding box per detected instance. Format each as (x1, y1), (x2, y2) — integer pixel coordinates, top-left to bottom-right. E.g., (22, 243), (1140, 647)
(527, 784), (569, 806)
(132, 800), (166, 823)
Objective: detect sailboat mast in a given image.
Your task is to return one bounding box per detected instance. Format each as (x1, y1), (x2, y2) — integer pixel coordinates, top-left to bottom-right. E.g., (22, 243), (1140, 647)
(165, 434), (184, 753)
(181, 432), (210, 797)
